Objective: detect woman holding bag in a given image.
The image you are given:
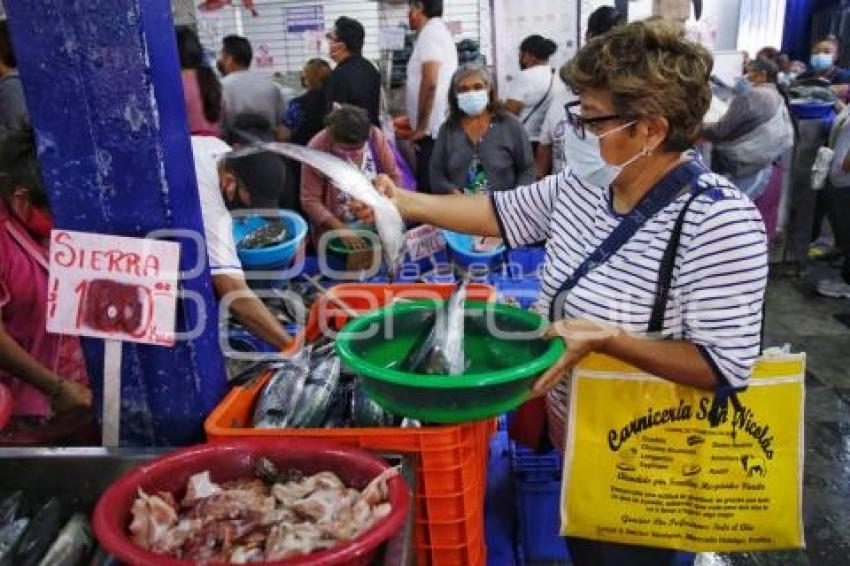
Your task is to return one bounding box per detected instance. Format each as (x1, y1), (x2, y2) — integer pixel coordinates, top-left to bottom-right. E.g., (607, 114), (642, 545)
(369, 20), (768, 565)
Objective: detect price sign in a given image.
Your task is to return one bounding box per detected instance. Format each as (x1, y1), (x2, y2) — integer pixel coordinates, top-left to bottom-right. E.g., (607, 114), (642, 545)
(405, 224), (446, 262)
(46, 230), (180, 346)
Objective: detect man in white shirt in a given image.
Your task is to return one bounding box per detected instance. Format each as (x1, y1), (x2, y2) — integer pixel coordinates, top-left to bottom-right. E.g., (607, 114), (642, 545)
(217, 35), (286, 143)
(536, 89), (573, 178)
(406, 0), (458, 193)
(191, 135), (293, 351)
(504, 35), (563, 146)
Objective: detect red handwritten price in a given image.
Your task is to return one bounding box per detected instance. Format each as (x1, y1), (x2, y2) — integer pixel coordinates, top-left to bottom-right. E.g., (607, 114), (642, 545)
(46, 230), (180, 346)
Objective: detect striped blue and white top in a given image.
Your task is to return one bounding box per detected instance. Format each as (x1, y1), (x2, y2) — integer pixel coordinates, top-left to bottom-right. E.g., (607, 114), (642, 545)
(491, 163), (768, 448)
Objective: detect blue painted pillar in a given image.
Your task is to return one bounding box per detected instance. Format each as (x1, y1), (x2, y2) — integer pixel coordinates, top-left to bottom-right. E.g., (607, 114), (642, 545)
(4, 0), (227, 445)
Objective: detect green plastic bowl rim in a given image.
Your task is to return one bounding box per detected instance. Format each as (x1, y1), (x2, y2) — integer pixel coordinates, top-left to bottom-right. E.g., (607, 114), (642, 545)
(327, 225), (378, 255)
(334, 299), (565, 389)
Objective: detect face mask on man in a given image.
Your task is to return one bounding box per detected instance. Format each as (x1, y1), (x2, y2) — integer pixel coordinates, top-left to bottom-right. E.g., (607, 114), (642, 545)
(810, 53), (834, 72)
(457, 90), (489, 116)
(562, 119), (641, 188)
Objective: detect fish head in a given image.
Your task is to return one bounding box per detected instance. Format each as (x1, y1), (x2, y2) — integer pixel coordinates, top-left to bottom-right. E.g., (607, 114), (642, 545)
(374, 204), (405, 281)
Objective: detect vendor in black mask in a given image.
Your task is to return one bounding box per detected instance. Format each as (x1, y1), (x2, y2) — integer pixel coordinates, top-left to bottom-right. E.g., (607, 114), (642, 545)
(190, 127), (294, 352)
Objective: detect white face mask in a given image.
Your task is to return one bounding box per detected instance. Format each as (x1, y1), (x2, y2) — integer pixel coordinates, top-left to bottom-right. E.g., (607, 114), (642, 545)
(457, 90), (489, 116)
(562, 119), (642, 187)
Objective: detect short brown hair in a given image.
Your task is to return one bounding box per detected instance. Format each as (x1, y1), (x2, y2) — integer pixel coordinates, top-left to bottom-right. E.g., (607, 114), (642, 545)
(562, 19), (713, 152)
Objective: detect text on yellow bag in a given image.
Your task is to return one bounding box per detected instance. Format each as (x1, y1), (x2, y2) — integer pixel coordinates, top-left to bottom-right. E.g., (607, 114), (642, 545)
(560, 353), (805, 552)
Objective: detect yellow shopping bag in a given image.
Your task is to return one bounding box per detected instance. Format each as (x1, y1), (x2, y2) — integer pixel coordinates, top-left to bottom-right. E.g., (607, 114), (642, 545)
(560, 353), (805, 552)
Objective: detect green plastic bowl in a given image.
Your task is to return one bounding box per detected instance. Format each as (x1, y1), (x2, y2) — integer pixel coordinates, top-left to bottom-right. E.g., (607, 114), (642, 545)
(328, 224), (377, 255)
(335, 300), (565, 423)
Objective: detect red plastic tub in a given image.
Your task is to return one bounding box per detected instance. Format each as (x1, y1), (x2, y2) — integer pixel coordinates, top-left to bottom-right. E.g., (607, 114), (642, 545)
(93, 439), (410, 566)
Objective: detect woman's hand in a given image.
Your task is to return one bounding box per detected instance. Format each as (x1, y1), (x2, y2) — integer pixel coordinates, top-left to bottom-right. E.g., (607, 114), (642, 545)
(373, 174), (410, 217)
(51, 380), (92, 415)
(339, 229), (369, 251)
(532, 319), (621, 396)
(347, 200), (374, 225)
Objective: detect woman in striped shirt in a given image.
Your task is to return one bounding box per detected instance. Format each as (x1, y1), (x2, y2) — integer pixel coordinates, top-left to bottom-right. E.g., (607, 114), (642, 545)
(372, 19), (768, 565)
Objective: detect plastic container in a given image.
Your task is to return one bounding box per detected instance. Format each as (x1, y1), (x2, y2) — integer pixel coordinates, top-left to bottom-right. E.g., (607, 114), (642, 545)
(442, 230), (505, 270)
(335, 300), (565, 423)
(205, 283), (497, 564)
(301, 282), (496, 343)
(205, 377), (492, 565)
(232, 210), (308, 269)
(506, 245), (546, 277)
(514, 476), (569, 564)
(93, 439), (409, 566)
(790, 100), (835, 121)
(0, 384), (11, 431)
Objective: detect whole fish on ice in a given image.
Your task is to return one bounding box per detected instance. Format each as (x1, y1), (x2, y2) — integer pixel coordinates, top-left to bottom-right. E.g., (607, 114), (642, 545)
(231, 143), (405, 280)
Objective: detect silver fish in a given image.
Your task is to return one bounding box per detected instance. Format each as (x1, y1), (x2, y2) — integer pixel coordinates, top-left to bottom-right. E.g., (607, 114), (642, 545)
(232, 143), (405, 279)
(252, 348), (311, 428)
(422, 279), (469, 375)
(37, 513), (92, 566)
(238, 220), (290, 250)
(289, 352), (341, 428)
(0, 492), (22, 527)
(398, 279), (469, 376)
(0, 519), (29, 566)
(15, 497), (67, 566)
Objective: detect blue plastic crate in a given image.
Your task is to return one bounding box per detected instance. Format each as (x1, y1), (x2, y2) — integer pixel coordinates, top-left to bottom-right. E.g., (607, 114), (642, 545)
(507, 245), (546, 277)
(510, 443), (562, 482)
(515, 474), (570, 564)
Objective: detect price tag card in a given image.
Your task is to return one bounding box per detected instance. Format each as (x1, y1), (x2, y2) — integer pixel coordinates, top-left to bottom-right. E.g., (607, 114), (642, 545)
(404, 224), (446, 262)
(46, 230), (180, 346)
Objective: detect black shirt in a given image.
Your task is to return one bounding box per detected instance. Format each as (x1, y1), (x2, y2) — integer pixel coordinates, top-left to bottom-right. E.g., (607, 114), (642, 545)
(325, 55), (382, 126)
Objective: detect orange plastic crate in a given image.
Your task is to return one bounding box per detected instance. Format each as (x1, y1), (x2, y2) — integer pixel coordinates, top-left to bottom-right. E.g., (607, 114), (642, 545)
(417, 529), (487, 566)
(206, 281), (497, 565)
(205, 375), (492, 564)
(301, 282), (496, 342)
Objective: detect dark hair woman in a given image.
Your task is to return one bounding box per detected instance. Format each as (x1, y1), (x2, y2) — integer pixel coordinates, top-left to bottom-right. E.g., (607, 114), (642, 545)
(430, 64), (534, 195)
(0, 130), (91, 438)
(176, 26), (223, 136)
(505, 35), (563, 145)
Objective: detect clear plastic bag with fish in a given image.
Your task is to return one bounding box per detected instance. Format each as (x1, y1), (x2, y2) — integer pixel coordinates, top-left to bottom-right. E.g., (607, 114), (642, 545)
(237, 219), (291, 250)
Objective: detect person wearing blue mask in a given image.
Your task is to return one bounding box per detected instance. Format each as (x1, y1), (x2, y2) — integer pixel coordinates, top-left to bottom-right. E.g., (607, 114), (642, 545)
(428, 65), (535, 195)
(796, 38), (850, 100)
(703, 59), (794, 201)
(368, 21), (768, 564)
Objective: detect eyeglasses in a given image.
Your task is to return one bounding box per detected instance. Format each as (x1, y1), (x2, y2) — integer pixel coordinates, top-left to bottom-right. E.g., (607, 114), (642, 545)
(565, 101), (624, 140)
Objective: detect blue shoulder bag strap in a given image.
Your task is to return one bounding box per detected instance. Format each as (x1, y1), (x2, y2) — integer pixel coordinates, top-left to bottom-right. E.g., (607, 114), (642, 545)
(548, 159), (707, 322)
(647, 177), (745, 431)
